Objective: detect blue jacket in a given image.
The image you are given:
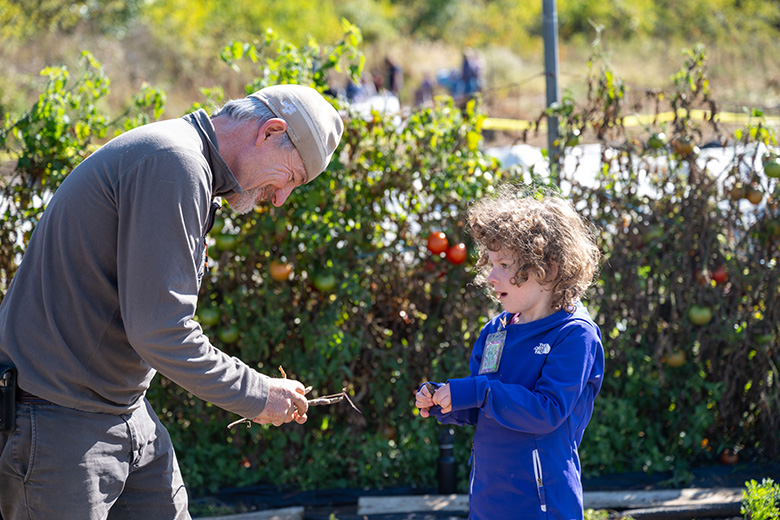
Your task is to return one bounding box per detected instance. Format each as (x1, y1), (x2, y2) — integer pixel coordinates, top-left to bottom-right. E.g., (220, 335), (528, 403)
(428, 304), (604, 520)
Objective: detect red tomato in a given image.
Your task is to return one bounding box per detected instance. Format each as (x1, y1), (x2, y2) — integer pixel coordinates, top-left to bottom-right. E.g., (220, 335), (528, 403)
(426, 231), (449, 255)
(720, 449), (739, 465)
(445, 243), (467, 265)
(711, 265), (728, 284)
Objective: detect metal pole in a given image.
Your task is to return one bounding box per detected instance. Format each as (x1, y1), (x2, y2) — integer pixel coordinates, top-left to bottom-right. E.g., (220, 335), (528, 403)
(437, 426), (457, 494)
(543, 0), (561, 173)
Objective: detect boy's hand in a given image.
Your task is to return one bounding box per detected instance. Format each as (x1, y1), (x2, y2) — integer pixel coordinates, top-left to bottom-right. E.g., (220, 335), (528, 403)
(415, 383), (436, 417)
(432, 383), (452, 414)
(415, 383), (452, 416)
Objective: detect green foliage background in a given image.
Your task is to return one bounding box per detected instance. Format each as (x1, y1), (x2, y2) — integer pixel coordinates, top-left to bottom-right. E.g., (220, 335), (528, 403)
(1, 3), (779, 502)
(3, 0), (780, 118)
(4, 0), (779, 52)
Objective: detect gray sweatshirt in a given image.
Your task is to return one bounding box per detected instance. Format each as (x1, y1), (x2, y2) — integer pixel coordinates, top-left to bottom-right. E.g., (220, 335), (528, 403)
(0, 109), (269, 418)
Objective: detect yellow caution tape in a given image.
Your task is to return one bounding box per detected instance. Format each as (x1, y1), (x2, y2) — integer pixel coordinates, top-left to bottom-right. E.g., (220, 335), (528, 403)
(484, 109), (780, 132)
(483, 118), (546, 132)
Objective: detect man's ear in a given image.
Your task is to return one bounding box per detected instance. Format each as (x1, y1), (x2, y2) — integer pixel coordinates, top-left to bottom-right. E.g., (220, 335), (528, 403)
(255, 118), (288, 145)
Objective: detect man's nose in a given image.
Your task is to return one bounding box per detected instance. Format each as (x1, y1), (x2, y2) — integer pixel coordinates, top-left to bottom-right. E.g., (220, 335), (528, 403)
(272, 184), (295, 207)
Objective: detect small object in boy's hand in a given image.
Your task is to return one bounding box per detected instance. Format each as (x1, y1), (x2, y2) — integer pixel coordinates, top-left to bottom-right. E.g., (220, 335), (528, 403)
(424, 382), (437, 396)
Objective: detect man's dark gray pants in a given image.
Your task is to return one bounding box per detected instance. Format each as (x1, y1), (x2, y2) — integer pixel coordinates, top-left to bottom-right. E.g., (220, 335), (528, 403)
(0, 397), (190, 520)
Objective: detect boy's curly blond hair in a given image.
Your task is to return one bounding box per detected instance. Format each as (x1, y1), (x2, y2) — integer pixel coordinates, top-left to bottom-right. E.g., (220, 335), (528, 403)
(467, 185), (601, 313)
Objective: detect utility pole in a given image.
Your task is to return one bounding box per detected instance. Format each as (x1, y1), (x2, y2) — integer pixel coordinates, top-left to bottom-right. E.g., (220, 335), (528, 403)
(543, 0), (561, 174)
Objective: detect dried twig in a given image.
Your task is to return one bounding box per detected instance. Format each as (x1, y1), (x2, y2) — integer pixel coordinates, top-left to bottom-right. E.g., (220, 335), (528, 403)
(307, 387), (363, 414)
(227, 366), (361, 429)
(227, 417), (253, 429)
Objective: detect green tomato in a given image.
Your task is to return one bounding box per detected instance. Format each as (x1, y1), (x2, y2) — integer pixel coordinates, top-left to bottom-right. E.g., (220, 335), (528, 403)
(763, 156), (780, 178)
(647, 133), (666, 150)
(688, 305), (713, 326)
(218, 324), (240, 344)
(313, 273), (337, 292)
(665, 350), (686, 368)
(197, 307), (220, 326)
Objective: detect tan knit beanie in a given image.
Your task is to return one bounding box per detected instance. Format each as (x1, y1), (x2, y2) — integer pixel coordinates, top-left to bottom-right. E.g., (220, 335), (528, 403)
(250, 85), (344, 183)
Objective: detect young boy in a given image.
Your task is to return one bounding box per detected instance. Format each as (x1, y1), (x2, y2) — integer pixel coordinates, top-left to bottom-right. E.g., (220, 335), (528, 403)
(416, 186), (604, 520)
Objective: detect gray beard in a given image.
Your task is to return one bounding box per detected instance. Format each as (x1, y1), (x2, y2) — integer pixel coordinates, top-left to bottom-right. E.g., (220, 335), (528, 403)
(230, 185), (272, 214)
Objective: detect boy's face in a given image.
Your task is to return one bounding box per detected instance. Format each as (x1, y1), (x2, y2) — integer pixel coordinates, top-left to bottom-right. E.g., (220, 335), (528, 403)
(486, 249), (555, 324)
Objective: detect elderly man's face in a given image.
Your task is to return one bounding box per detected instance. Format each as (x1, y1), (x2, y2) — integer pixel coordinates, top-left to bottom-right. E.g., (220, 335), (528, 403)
(227, 121), (306, 213)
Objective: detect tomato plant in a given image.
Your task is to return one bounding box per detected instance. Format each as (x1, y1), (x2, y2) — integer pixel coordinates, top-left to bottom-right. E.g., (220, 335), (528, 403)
(6, 30), (780, 499)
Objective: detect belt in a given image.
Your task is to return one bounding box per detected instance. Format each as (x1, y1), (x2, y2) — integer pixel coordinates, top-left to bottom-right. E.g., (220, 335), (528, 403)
(16, 389), (54, 405)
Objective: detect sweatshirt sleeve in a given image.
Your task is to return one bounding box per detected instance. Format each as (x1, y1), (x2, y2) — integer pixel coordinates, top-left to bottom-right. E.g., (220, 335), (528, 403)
(448, 320), (602, 434)
(426, 382), (479, 426)
(116, 151), (268, 419)
(424, 326), (493, 426)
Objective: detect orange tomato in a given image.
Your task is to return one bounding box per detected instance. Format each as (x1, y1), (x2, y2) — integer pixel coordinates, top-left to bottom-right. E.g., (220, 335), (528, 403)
(269, 260), (293, 282)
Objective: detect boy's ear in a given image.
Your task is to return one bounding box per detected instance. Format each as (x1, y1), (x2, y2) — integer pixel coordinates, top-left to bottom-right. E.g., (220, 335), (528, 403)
(546, 261), (559, 282)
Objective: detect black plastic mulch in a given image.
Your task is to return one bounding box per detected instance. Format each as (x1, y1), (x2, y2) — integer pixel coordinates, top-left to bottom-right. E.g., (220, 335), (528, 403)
(190, 462), (780, 519)
(582, 462), (780, 491)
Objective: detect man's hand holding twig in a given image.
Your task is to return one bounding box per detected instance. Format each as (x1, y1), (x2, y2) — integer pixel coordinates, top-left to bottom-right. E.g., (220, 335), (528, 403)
(253, 378), (309, 426)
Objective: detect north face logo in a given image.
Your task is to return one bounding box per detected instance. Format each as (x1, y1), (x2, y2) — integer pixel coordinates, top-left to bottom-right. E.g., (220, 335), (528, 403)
(280, 99), (297, 115)
(534, 343), (551, 355)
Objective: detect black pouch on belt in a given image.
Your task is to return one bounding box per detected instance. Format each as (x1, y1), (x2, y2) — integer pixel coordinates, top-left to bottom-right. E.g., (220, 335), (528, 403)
(0, 364), (16, 433)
